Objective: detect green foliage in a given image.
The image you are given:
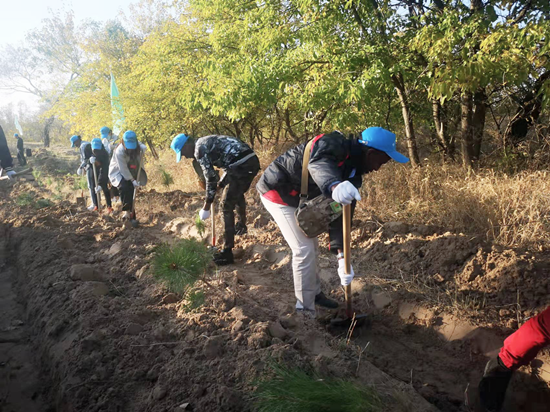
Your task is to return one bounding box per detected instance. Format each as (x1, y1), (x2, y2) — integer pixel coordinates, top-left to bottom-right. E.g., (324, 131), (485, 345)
(32, 170), (42, 186)
(253, 363), (382, 412)
(35, 199), (53, 209)
(184, 289), (205, 312)
(160, 167), (174, 187)
(16, 192), (35, 207)
(152, 239), (211, 294)
(195, 213), (206, 237)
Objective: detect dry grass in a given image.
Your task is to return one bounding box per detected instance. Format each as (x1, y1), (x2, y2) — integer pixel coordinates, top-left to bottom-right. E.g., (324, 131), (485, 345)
(363, 163), (550, 248)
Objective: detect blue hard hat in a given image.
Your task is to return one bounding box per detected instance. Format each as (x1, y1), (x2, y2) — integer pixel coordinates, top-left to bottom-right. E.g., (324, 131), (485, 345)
(14, 133), (19, 137)
(359, 127), (409, 163)
(170, 133), (189, 163)
(91, 138), (103, 150)
(123, 130), (138, 150)
(70, 135), (81, 147)
(100, 126), (111, 138)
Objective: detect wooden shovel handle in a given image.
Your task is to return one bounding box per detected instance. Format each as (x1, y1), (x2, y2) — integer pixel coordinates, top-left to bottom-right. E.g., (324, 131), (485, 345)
(211, 203), (216, 247)
(343, 204), (352, 317)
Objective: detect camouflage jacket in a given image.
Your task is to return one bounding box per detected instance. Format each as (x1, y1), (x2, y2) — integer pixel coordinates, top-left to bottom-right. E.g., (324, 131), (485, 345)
(194, 135), (255, 203)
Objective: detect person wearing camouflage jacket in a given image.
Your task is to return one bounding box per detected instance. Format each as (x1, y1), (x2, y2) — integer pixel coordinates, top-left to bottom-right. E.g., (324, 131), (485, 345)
(171, 134), (260, 265)
(0, 125), (16, 179)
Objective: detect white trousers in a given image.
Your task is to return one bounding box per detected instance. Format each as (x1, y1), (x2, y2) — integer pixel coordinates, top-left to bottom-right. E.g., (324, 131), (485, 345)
(261, 196), (321, 312)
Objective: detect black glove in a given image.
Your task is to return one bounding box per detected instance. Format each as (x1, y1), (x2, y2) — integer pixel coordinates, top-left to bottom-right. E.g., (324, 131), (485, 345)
(479, 356), (513, 412)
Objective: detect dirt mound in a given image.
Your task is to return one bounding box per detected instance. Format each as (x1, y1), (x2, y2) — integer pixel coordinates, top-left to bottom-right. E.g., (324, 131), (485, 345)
(352, 221), (549, 327)
(0, 188), (437, 412)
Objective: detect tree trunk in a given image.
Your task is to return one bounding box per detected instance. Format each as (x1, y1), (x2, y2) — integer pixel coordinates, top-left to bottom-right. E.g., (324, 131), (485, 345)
(461, 92), (474, 168)
(432, 99), (455, 161)
(392, 73), (420, 167)
(43, 116), (54, 148)
(503, 70), (550, 147)
(472, 89), (487, 160)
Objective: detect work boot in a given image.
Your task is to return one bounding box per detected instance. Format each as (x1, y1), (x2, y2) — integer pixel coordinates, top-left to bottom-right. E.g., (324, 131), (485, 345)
(315, 292), (339, 309)
(213, 248), (234, 265)
(479, 356), (513, 412)
(235, 222), (248, 235)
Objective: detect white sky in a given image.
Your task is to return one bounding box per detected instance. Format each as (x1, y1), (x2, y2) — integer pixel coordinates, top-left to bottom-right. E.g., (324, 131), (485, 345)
(0, 0), (137, 109)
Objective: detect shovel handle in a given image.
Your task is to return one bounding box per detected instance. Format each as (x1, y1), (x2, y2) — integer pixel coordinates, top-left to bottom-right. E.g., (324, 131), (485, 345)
(132, 151), (143, 215)
(92, 163), (101, 212)
(211, 203), (216, 247)
(0, 167), (33, 180)
(343, 204), (352, 317)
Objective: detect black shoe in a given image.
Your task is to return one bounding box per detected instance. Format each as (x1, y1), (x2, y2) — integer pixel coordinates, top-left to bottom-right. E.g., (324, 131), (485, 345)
(235, 222), (248, 235)
(479, 356), (513, 412)
(213, 248), (234, 265)
(315, 292), (339, 309)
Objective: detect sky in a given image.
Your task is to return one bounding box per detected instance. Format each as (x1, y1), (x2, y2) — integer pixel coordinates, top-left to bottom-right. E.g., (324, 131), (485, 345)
(0, 0), (137, 109)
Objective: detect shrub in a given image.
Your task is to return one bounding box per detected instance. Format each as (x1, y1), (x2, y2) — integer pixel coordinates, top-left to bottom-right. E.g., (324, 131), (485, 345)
(253, 364), (382, 412)
(16, 192), (35, 207)
(152, 239), (211, 294)
(160, 167), (174, 187)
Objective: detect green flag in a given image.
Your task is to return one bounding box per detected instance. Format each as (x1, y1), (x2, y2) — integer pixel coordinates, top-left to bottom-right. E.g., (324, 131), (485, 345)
(14, 115), (23, 136)
(111, 73), (125, 135)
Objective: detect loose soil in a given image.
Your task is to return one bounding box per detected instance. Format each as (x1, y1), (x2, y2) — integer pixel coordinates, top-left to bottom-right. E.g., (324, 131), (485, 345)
(0, 151), (549, 412)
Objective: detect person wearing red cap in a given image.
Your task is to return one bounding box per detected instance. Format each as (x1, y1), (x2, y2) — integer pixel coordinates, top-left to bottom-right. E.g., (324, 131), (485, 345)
(479, 307), (550, 411)
(256, 127), (409, 316)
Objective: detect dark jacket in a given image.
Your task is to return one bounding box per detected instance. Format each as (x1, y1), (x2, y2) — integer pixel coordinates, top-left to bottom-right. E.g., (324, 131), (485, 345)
(93, 148), (110, 184)
(257, 131), (364, 206)
(257, 131), (367, 253)
(79, 142), (93, 170)
(16, 137), (24, 152)
(194, 135), (257, 203)
(0, 125), (14, 171)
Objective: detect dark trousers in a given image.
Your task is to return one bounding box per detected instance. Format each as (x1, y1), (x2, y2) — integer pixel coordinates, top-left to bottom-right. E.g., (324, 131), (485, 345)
(17, 150), (26, 166)
(88, 167), (112, 208)
(118, 179), (135, 213)
(220, 156), (260, 249)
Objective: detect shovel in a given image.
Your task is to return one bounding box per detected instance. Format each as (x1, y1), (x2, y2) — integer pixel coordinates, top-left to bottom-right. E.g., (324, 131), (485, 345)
(130, 152), (143, 228)
(92, 162), (101, 213)
(211, 202), (217, 250)
(330, 204), (370, 329)
(0, 167), (33, 181)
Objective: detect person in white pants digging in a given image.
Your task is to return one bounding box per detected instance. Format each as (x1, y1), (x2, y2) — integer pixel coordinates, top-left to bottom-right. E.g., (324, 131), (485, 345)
(256, 128), (409, 316)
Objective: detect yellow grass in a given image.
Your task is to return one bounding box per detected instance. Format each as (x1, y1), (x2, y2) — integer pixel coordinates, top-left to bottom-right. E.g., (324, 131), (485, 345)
(364, 163), (550, 248)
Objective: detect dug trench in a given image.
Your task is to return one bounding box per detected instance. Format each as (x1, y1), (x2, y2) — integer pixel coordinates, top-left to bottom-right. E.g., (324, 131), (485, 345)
(0, 183), (549, 411)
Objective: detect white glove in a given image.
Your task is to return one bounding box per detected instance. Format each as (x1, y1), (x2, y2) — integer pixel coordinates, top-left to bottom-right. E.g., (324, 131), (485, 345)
(77, 167), (84, 176)
(95, 186), (102, 193)
(198, 209), (210, 220)
(139, 143), (147, 152)
(332, 181), (361, 205)
(6, 170), (16, 180)
(337, 258), (355, 286)
(132, 180), (141, 188)
(89, 156), (96, 164)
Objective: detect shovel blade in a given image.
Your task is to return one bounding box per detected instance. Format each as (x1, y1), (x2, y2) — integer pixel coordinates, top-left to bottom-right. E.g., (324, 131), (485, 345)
(329, 313), (371, 329)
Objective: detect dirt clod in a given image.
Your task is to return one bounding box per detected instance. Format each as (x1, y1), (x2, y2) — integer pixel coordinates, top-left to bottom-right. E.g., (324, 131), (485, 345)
(268, 321), (288, 340)
(161, 293), (179, 305)
(125, 323), (144, 335)
(70, 264), (103, 281)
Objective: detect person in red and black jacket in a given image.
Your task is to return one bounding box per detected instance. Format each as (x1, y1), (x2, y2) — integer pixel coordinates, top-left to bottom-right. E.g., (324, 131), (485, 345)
(256, 127), (409, 316)
(479, 307), (550, 411)
(0, 125), (16, 179)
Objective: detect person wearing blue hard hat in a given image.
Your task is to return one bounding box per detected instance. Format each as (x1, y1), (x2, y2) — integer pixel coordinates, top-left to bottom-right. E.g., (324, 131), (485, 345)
(100, 126), (115, 154)
(170, 133), (260, 265)
(256, 127), (408, 317)
(108, 130), (147, 222)
(89, 138), (113, 213)
(14, 132), (26, 166)
(70, 134), (98, 211)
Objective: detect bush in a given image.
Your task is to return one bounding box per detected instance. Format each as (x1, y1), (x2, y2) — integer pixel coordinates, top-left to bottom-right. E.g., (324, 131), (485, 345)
(160, 167), (174, 187)
(152, 239), (211, 294)
(16, 192), (35, 207)
(253, 364), (382, 412)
